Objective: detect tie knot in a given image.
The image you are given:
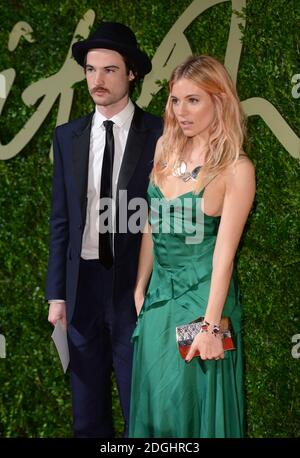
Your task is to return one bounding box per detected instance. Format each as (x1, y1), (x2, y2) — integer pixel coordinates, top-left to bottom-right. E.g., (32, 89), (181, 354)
(103, 120), (114, 131)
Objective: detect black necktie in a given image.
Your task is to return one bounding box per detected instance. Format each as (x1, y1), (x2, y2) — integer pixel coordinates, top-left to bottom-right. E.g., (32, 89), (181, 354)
(99, 120), (114, 269)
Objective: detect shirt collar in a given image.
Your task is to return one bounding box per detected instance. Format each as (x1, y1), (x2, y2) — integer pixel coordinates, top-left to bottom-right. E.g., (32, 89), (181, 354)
(94, 99), (135, 129)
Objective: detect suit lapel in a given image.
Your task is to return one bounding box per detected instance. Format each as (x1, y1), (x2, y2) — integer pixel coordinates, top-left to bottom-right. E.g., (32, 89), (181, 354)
(71, 111), (94, 223)
(116, 106), (147, 211)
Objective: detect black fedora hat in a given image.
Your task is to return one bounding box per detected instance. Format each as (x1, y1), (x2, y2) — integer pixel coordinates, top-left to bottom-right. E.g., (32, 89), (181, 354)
(72, 21), (152, 77)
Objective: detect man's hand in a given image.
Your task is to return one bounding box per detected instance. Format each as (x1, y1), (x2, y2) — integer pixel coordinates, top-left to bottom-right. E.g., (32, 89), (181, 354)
(48, 301), (67, 331)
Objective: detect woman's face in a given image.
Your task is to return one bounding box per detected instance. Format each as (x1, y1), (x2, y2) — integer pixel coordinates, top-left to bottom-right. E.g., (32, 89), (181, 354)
(170, 78), (216, 139)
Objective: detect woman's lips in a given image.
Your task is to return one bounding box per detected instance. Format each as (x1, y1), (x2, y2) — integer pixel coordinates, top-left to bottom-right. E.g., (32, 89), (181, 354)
(180, 121), (193, 128)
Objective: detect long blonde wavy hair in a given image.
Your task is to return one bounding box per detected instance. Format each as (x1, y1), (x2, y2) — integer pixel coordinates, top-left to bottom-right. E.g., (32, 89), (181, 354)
(150, 55), (246, 191)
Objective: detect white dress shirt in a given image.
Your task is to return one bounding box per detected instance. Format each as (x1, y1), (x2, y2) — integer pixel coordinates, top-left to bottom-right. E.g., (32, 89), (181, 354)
(81, 99), (135, 260)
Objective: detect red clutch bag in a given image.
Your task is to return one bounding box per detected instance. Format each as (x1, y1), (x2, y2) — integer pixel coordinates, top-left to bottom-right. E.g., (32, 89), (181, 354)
(176, 316), (235, 359)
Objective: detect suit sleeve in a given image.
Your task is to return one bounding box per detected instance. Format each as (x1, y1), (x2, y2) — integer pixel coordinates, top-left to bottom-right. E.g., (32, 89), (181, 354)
(45, 127), (69, 301)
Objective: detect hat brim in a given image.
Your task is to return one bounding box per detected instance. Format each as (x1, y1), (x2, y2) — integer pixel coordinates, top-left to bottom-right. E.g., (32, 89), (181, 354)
(72, 38), (152, 77)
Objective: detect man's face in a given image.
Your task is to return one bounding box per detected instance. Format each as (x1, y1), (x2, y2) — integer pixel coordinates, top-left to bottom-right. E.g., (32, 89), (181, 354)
(85, 48), (134, 113)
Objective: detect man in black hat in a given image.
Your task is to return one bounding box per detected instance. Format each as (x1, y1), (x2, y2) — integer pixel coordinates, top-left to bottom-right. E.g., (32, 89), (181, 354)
(45, 22), (162, 437)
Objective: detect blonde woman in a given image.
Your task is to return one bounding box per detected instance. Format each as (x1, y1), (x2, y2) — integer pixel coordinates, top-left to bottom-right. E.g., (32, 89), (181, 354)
(129, 56), (255, 438)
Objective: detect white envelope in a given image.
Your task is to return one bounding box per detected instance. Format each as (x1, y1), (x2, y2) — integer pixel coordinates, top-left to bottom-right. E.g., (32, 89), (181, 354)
(51, 320), (70, 373)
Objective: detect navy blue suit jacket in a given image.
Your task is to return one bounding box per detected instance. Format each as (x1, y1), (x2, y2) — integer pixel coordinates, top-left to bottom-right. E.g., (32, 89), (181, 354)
(45, 105), (162, 323)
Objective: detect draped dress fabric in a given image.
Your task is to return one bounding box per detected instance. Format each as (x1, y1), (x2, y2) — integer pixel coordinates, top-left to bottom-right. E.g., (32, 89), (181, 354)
(129, 182), (244, 438)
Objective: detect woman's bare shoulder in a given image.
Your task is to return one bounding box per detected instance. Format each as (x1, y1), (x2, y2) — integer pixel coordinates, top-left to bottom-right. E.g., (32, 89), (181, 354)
(220, 154), (256, 200)
(224, 154), (255, 180)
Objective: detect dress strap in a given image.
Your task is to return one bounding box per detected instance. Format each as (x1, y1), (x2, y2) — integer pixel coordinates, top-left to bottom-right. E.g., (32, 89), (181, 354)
(201, 154), (248, 192)
(201, 173), (220, 192)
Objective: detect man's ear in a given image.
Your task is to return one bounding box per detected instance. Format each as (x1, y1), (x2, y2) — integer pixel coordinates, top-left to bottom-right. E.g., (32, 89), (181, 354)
(129, 70), (135, 81)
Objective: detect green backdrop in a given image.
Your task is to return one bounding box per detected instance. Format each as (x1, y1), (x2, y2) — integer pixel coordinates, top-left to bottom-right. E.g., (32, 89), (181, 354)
(0, 0), (299, 437)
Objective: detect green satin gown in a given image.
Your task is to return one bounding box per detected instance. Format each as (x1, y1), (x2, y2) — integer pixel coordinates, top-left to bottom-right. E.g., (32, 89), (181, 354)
(129, 183), (244, 438)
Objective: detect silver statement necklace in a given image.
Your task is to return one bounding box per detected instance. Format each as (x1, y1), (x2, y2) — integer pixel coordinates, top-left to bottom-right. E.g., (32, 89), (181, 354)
(172, 160), (202, 182)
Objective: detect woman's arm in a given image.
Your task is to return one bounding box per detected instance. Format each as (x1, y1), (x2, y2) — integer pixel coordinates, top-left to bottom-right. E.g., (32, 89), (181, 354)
(133, 136), (163, 315)
(134, 219), (153, 315)
(186, 157), (256, 361)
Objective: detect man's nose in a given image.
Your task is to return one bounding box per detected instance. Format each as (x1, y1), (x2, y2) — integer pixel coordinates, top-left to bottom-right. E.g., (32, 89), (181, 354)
(94, 71), (105, 86)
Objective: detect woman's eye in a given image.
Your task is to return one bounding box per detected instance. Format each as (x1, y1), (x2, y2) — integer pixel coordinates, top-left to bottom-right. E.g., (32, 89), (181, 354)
(189, 98), (199, 103)
(171, 98), (179, 105)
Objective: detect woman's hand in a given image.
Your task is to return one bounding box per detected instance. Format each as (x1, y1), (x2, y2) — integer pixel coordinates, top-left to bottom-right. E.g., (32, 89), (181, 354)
(185, 331), (224, 362)
(134, 290), (145, 316)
